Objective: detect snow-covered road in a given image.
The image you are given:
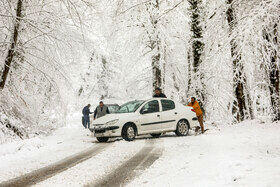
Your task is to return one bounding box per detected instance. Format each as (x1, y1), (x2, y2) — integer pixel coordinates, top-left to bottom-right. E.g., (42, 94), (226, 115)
(87, 139), (163, 187)
(0, 112), (279, 187)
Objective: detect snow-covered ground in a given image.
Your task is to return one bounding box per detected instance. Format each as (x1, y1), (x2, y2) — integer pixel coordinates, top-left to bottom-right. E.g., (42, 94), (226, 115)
(0, 112), (94, 181)
(128, 121), (280, 187)
(0, 114), (279, 187)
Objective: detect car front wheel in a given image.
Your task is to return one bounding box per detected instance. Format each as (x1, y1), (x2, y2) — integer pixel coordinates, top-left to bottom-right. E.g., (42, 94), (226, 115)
(175, 120), (189, 136)
(122, 123), (137, 141)
(97, 137), (109, 142)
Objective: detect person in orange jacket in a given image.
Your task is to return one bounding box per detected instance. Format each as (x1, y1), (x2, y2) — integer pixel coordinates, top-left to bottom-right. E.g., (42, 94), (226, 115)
(187, 97), (205, 133)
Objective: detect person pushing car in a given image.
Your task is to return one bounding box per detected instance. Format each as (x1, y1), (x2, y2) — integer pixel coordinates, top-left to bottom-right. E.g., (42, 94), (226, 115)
(187, 97), (205, 133)
(82, 104), (93, 128)
(94, 101), (110, 120)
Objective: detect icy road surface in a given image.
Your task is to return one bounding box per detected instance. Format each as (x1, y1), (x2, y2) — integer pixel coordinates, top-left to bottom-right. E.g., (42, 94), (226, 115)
(0, 112), (279, 187)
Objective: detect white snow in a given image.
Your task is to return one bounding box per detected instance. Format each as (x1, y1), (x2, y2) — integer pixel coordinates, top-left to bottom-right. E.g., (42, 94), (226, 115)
(128, 120), (280, 187)
(0, 112), (93, 181)
(0, 118), (280, 187)
(37, 138), (146, 186)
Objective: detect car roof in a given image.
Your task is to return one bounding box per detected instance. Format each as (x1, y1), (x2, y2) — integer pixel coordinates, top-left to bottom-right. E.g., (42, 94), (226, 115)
(105, 98), (174, 106)
(146, 98), (173, 101)
(143, 98), (176, 103)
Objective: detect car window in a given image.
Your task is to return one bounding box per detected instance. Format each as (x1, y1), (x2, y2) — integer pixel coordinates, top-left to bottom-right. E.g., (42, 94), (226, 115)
(108, 105), (120, 113)
(161, 100), (175, 111)
(116, 100), (144, 113)
(141, 100), (159, 114)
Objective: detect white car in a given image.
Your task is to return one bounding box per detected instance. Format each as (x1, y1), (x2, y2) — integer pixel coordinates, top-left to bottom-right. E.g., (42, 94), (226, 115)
(90, 98), (198, 142)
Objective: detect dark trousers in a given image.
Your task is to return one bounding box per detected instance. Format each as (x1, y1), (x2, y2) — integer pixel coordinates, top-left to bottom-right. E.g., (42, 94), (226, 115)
(82, 116), (90, 128)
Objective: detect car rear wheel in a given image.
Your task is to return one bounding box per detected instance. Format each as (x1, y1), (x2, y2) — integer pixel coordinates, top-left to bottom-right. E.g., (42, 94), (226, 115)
(96, 137), (109, 142)
(175, 119), (189, 136)
(150, 133), (161, 138)
(122, 123), (137, 141)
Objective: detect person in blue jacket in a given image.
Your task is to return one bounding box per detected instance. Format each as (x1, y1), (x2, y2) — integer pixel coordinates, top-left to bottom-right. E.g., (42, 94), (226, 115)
(82, 104), (93, 128)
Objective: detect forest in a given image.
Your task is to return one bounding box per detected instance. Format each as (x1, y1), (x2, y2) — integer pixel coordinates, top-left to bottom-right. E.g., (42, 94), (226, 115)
(0, 0), (279, 143)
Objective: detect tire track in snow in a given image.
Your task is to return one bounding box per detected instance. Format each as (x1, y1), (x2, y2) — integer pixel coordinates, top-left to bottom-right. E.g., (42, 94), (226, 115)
(87, 139), (163, 187)
(0, 143), (111, 187)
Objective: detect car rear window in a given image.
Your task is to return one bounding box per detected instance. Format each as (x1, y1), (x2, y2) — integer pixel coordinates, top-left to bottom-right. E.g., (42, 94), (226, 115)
(161, 100), (175, 111)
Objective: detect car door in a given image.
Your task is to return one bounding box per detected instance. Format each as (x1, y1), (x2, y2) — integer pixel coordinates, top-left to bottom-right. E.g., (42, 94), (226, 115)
(160, 99), (177, 130)
(139, 100), (161, 132)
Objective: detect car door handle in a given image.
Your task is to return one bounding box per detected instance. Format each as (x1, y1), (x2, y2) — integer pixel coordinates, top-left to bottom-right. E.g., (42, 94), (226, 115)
(157, 115), (160, 117)
(175, 112), (178, 115)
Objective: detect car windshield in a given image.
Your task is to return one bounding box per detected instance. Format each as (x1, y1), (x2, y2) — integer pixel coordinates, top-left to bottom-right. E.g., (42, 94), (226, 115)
(108, 105), (120, 113)
(116, 100), (145, 113)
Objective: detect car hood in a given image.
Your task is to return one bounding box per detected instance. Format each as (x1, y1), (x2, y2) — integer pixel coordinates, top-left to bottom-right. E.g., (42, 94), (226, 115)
(92, 113), (137, 126)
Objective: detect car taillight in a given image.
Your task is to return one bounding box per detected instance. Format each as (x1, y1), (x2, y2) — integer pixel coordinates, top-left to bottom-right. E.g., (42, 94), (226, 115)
(191, 109), (195, 113)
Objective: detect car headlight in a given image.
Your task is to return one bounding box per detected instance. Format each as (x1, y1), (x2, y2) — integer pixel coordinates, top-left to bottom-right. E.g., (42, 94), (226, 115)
(105, 119), (119, 126)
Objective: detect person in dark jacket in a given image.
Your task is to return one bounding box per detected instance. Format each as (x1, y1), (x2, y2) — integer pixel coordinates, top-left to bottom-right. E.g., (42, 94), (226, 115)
(153, 87), (167, 98)
(82, 104), (93, 128)
(94, 101), (110, 120)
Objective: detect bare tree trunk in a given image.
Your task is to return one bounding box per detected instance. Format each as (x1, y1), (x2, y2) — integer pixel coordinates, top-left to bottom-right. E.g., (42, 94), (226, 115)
(0, 0), (23, 90)
(151, 0), (162, 90)
(187, 48), (192, 96)
(189, 0), (203, 73)
(226, 0), (252, 122)
(266, 24), (280, 121)
(162, 45), (167, 92)
(188, 0), (205, 101)
(99, 57), (109, 100)
(152, 52), (161, 89)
